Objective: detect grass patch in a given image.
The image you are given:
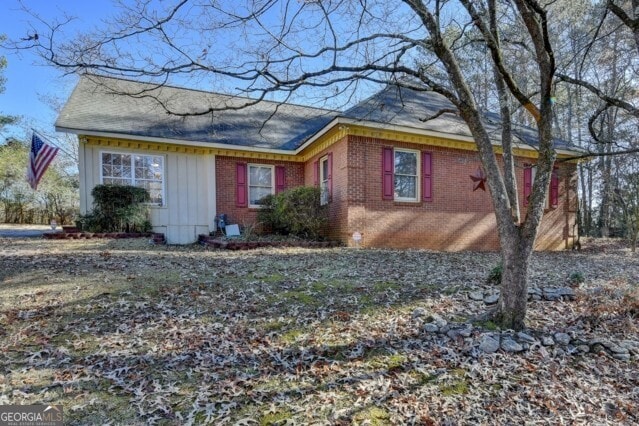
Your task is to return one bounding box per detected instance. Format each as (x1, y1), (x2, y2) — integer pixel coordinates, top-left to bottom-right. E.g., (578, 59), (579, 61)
(411, 370), (439, 386)
(264, 320), (287, 332)
(440, 380), (470, 396)
(372, 281), (401, 292)
(260, 273), (285, 283)
(353, 406), (391, 425)
(280, 290), (318, 307)
(474, 319), (500, 331)
(260, 409), (293, 426)
(280, 328), (304, 344)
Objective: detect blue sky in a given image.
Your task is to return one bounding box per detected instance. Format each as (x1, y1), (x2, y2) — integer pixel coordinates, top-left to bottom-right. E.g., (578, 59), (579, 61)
(0, 0), (115, 141)
(0, 0), (410, 143)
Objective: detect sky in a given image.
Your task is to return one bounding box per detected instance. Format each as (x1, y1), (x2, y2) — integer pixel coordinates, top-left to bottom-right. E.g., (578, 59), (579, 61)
(0, 0), (115, 142)
(0, 0), (408, 144)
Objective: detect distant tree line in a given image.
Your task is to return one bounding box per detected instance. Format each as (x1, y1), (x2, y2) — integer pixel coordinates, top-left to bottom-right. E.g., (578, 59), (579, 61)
(0, 138), (78, 225)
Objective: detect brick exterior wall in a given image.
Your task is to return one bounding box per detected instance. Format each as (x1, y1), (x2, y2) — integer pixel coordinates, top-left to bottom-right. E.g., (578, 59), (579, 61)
(215, 156), (305, 227)
(304, 137), (349, 240)
(344, 135), (577, 251)
(214, 137), (577, 251)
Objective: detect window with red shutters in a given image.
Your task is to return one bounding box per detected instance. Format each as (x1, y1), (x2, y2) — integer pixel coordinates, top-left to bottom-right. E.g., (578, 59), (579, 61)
(524, 164), (555, 209)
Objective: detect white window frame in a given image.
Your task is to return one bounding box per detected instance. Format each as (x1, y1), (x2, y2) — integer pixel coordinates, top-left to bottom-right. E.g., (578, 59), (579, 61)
(320, 155), (329, 206)
(99, 151), (165, 206)
(248, 164), (275, 208)
(394, 148), (420, 202)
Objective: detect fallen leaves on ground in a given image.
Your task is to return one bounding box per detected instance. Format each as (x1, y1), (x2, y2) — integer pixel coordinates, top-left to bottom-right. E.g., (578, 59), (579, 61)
(0, 237), (637, 425)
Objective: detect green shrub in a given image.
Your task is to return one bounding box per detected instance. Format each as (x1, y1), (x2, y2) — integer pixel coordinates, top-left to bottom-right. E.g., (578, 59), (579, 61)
(78, 184), (152, 233)
(257, 186), (327, 239)
(568, 271), (585, 286)
(486, 263), (503, 285)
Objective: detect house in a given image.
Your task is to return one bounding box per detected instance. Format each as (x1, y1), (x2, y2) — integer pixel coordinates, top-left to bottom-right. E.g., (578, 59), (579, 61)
(55, 75), (581, 250)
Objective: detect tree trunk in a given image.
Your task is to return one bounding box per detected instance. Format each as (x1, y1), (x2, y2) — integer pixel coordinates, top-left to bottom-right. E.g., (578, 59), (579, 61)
(495, 233), (532, 329)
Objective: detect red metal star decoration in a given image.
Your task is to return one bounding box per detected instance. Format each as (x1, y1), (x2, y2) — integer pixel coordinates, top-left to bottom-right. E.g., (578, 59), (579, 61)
(470, 167), (487, 192)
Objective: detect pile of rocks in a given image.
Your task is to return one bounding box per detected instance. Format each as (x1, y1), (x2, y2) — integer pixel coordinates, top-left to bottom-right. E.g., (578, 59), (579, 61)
(468, 286), (576, 305)
(412, 309), (637, 361)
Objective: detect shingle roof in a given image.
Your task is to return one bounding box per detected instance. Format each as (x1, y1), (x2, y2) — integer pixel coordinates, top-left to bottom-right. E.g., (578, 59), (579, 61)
(341, 84), (573, 150)
(57, 75), (576, 152)
(55, 75), (336, 150)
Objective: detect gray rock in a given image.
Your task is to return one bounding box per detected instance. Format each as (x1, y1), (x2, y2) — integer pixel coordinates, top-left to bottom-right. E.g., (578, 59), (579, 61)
(620, 340), (639, 355)
(517, 332), (536, 344)
(577, 345), (590, 354)
(479, 335), (500, 354)
(613, 353), (630, 361)
(553, 347), (566, 357)
(412, 307), (428, 319)
(528, 287), (542, 295)
(447, 329), (460, 339)
(484, 293), (500, 305)
(541, 336), (555, 346)
(424, 323), (439, 333)
(531, 294), (542, 301)
(543, 288), (561, 301)
(501, 339), (524, 352)
(431, 314), (448, 328)
(554, 332), (571, 346)
(468, 291), (485, 301)
(447, 326), (473, 339)
(605, 342), (629, 354)
(557, 287), (576, 300)
(458, 327), (473, 338)
(589, 337), (607, 346)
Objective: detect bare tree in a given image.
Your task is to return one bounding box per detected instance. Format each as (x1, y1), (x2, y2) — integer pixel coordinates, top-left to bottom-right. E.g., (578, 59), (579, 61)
(9, 0), (574, 330)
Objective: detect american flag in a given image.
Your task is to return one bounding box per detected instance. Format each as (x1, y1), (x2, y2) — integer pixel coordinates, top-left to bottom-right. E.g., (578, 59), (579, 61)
(27, 133), (59, 190)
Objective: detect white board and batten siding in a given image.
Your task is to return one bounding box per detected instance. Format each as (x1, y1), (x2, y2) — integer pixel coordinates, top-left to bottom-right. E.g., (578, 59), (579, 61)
(78, 142), (216, 244)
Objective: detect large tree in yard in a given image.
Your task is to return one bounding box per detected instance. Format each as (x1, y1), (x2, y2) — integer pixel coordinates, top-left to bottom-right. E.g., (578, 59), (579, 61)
(16, 0), (565, 330)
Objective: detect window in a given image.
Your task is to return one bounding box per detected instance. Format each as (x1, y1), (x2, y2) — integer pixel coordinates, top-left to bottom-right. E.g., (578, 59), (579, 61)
(525, 164), (558, 209)
(101, 152), (164, 205)
(248, 164), (274, 207)
(394, 149), (419, 201)
(531, 167), (549, 208)
(320, 156), (329, 205)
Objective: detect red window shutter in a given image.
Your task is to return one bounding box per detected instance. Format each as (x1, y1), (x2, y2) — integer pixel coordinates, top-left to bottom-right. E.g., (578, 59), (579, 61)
(327, 153), (333, 200)
(382, 147), (394, 200)
(523, 164), (532, 207)
(313, 160), (319, 186)
(275, 166), (286, 194)
(422, 151), (433, 202)
(236, 162), (247, 207)
(550, 167), (559, 208)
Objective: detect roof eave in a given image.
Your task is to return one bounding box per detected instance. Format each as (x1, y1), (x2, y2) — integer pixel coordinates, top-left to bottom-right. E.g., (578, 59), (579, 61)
(328, 117), (585, 157)
(56, 118), (585, 158)
(54, 126), (298, 156)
